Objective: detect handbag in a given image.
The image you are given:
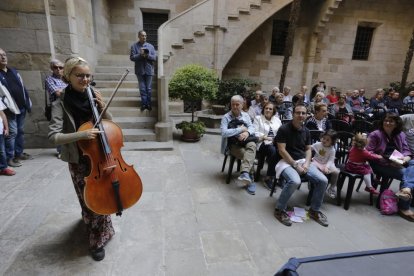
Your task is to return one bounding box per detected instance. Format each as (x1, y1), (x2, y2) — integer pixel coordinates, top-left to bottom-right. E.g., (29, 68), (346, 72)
(227, 118), (258, 146)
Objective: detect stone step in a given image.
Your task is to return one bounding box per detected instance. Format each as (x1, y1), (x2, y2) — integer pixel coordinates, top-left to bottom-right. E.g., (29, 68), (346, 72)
(123, 128), (156, 142)
(113, 116), (156, 129)
(121, 141), (174, 151)
(104, 96), (158, 107)
(108, 106), (157, 117)
(99, 88), (139, 97)
(94, 80), (138, 89)
(95, 66), (134, 74)
(97, 59), (135, 67)
(93, 72), (137, 81)
(98, 54), (131, 62)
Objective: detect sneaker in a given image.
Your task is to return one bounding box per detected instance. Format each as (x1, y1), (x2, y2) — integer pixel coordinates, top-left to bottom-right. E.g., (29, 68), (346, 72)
(16, 152), (33, 160)
(0, 168), (16, 176)
(90, 247), (105, 261)
(396, 188), (412, 201)
(238, 172), (252, 186)
(365, 186), (379, 195)
(308, 209), (329, 227)
(326, 187), (336, 199)
(263, 178), (274, 191)
(140, 105), (146, 111)
(7, 158), (22, 167)
(57, 153), (61, 159)
(274, 208), (292, 226)
(246, 182), (256, 195)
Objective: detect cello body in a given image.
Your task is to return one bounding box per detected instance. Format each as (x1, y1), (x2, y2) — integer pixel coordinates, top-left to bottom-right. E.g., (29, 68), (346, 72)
(77, 120), (143, 215)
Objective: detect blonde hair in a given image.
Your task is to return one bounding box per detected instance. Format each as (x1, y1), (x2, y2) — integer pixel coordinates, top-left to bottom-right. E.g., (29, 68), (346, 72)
(63, 56), (88, 83)
(352, 132), (368, 150)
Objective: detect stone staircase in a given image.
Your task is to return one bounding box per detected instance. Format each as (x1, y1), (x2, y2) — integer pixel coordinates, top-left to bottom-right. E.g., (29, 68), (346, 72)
(93, 54), (173, 151)
(158, 0), (293, 80)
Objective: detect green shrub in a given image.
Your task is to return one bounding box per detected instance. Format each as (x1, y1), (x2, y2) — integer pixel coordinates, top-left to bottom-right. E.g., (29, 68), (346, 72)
(215, 78), (260, 108)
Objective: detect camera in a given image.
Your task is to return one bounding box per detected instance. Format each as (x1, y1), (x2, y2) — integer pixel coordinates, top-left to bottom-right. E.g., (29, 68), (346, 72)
(142, 48), (149, 54)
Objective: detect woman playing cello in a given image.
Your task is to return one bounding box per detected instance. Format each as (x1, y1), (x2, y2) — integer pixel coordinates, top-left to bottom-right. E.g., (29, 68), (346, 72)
(48, 57), (114, 261)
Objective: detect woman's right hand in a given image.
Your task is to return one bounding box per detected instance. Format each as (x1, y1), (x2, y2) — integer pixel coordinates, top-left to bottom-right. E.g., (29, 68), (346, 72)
(81, 128), (103, 140)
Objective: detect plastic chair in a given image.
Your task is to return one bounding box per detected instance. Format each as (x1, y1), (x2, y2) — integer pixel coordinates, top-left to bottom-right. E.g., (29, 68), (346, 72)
(335, 131), (373, 210)
(352, 120), (374, 134)
(309, 130), (323, 144)
(329, 119), (353, 132)
(221, 147), (241, 184)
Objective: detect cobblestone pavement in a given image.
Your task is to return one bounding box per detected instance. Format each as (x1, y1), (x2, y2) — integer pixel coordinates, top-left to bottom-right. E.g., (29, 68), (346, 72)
(0, 134), (413, 275)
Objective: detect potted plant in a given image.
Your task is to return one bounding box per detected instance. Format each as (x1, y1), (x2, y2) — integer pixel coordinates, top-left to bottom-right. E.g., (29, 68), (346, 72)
(169, 64), (218, 141)
(213, 78), (260, 114)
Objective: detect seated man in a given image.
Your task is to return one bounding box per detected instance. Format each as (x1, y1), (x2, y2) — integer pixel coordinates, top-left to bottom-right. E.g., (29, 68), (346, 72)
(274, 104), (329, 227)
(221, 95), (257, 195)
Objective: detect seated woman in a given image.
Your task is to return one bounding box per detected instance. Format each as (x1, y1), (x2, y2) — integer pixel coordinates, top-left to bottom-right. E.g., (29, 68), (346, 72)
(254, 102), (281, 190)
(305, 102), (331, 131)
(330, 93), (353, 123)
(309, 91), (327, 115)
(366, 113), (414, 222)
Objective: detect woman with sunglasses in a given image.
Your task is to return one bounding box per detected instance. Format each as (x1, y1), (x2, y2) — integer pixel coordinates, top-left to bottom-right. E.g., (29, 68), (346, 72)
(48, 57), (114, 261)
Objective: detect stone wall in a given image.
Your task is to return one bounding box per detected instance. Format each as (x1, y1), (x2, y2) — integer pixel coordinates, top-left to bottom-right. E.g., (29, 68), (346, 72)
(222, 0), (414, 99)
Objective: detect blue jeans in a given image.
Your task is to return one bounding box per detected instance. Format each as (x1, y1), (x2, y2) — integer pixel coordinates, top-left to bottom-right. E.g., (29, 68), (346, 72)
(137, 74), (152, 107)
(0, 134), (7, 170)
(370, 160), (414, 210)
(276, 163), (328, 211)
(5, 107), (26, 160)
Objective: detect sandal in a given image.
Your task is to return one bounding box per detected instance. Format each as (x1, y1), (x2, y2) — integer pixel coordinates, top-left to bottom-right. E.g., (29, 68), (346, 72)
(396, 188), (412, 201)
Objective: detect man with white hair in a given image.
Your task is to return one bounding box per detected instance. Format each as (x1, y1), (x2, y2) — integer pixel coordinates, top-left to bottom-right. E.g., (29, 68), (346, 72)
(282, 86), (292, 102)
(269, 87), (280, 103)
(221, 95), (257, 195)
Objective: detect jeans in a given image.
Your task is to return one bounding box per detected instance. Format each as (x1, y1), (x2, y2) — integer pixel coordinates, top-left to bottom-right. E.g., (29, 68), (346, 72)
(370, 160), (414, 210)
(230, 142), (256, 174)
(137, 74), (153, 107)
(276, 163), (328, 212)
(5, 107), (26, 160)
(0, 134), (6, 170)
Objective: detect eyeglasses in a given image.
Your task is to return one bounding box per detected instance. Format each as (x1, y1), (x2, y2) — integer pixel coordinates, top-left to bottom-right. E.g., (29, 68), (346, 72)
(53, 66), (63, 70)
(74, 73), (91, 80)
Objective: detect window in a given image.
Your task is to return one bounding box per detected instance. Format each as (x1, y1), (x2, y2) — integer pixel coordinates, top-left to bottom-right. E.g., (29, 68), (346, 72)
(352, 26), (374, 60)
(142, 12), (169, 50)
(270, 20), (289, 56)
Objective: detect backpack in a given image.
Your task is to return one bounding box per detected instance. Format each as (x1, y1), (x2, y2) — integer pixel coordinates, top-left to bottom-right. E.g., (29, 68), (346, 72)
(379, 189), (398, 215)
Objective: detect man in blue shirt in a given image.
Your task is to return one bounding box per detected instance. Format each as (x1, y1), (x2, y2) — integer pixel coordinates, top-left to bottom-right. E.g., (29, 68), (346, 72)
(130, 30), (156, 111)
(221, 95), (257, 195)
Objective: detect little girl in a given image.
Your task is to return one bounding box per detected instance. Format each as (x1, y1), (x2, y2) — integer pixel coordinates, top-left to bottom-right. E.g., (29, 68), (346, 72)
(345, 133), (382, 194)
(311, 130), (340, 198)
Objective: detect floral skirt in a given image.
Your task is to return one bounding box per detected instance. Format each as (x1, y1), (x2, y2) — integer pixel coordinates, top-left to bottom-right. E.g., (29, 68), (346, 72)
(69, 157), (114, 249)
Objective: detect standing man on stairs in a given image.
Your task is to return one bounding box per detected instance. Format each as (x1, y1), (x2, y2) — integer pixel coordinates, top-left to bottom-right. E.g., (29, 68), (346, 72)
(130, 30), (156, 111)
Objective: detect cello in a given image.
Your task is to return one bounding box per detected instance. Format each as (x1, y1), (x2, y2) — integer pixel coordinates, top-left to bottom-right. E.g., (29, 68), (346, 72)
(77, 71), (142, 216)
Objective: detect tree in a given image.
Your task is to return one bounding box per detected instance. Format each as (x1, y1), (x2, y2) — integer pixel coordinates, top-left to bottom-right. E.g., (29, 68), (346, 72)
(400, 28), (414, 92)
(279, 0), (302, 91)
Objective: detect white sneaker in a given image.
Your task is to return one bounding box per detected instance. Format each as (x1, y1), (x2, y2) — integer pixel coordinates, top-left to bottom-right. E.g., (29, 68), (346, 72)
(326, 187), (336, 199)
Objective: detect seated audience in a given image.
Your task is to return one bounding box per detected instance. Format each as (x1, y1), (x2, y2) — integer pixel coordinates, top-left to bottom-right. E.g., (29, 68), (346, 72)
(305, 102), (331, 131)
(386, 91), (403, 114)
(282, 86), (292, 102)
(274, 104), (329, 227)
(221, 95), (257, 195)
(331, 93), (353, 123)
(253, 102), (282, 190)
(309, 91), (326, 114)
(345, 133), (382, 195)
(311, 130), (339, 198)
(269, 86), (280, 103)
(348, 89), (367, 114)
(326, 87), (338, 104)
(366, 113), (414, 222)
(310, 81), (326, 102)
(403, 90), (414, 105)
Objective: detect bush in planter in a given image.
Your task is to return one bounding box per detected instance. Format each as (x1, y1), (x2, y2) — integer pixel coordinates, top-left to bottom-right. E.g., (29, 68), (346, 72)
(169, 64), (218, 138)
(215, 78), (260, 111)
(175, 121), (206, 136)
